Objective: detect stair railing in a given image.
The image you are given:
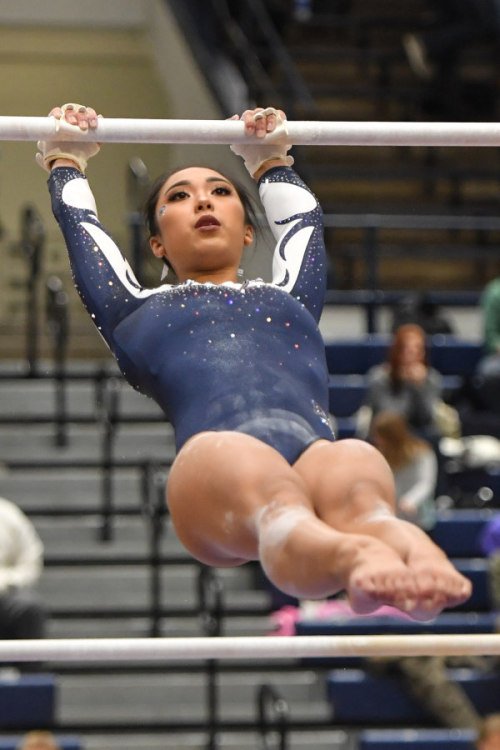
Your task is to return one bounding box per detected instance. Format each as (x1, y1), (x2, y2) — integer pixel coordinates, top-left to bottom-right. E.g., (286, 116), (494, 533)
(21, 204), (45, 376)
(96, 375), (121, 541)
(257, 683), (290, 750)
(141, 461), (169, 636)
(45, 275), (69, 447)
(198, 566), (224, 750)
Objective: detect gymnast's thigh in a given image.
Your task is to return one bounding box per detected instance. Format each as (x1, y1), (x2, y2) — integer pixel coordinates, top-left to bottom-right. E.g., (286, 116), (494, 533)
(166, 430), (312, 567)
(292, 437), (397, 527)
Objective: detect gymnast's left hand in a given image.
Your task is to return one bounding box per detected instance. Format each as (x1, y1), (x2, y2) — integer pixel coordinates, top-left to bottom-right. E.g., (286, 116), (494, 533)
(229, 106), (294, 179)
(36, 103), (102, 173)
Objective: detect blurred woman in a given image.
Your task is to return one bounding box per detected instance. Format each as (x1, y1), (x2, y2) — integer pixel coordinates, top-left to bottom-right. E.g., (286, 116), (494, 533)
(361, 324), (443, 439)
(372, 411), (438, 531)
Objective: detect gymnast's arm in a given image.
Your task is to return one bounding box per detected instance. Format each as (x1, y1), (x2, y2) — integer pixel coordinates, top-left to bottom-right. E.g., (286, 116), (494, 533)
(38, 104), (160, 350)
(47, 166), (158, 347)
(258, 166), (326, 322)
(232, 108), (327, 322)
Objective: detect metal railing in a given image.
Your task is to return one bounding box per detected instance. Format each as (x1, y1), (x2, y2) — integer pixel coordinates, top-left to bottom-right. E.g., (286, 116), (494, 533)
(166, 0), (317, 119)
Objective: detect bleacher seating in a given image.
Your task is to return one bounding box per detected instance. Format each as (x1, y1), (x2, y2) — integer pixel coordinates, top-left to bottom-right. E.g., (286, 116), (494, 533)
(429, 338), (483, 377)
(296, 611), (499, 638)
(0, 740), (80, 750)
(327, 669), (500, 723)
(429, 509), (495, 557)
(325, 335), (391, 375)
(359, 728), (477, 749)
(325, 335), (483, 438)
(328, 375), (366, 418)
(325, 336), (482, 377)
(0, 674), (56, 728)
(453, 559), (491, 612)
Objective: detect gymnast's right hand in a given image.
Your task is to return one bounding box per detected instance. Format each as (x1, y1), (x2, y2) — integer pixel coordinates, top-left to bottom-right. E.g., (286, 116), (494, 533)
(36, 103), (102, 173)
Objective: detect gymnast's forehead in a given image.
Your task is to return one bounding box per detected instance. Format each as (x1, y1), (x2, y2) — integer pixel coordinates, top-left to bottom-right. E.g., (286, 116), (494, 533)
(162, 166), (232, 191)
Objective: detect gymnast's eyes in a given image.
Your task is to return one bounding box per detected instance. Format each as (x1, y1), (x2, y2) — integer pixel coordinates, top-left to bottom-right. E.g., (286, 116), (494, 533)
(212, 185), (232, 195)
(167, 190), (189, 201)
(165, 184), (232, 202)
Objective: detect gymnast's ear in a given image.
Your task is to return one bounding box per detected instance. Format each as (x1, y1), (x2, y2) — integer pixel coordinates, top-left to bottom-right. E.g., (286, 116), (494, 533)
(243, 223), (253, 247)
(149, 235), (167, 260)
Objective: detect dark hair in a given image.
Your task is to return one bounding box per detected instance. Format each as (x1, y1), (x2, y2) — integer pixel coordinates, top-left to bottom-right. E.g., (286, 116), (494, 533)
(144, 165), (259, 239)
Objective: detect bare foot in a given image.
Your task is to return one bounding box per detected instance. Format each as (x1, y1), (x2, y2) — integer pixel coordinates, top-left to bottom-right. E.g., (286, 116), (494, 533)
(344, 538), (472, 621)
(343, 537), (420, 616)
(405, 551), (472, 621)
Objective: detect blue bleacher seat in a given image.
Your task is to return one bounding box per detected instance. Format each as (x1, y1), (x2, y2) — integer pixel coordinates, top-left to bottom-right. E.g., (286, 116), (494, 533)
(296, 610), (498, 637)
(454, 558), (491, 611)
(0, 673), (56, 727)
(325, 335), (390, 375)
(359, 728), (476, 750)
(335, 418), (357, 439)
(429, 510), (493, 558)
(0, 740), (80, 750)
(324, 336), (482, 378)
(328, 668), (430, 723)
(429, 338), (482, 377)
(328, 375), (366, 417)
(327, 669), (500, 723)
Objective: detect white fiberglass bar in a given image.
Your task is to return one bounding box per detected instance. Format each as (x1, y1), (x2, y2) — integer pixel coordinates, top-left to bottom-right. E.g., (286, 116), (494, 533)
(1, 116), (500, 147)
(0, 634), (499, 662)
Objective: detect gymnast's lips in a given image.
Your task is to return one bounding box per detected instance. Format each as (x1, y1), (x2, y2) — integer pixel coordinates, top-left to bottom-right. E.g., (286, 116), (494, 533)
(195, 215), (221, 230)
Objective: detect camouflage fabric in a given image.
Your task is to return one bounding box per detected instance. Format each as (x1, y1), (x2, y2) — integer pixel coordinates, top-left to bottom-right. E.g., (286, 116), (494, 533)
(368, 655), (482, 730)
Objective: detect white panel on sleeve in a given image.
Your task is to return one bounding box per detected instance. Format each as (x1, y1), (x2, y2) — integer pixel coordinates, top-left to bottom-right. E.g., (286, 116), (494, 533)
(61, 177), (98, 215)
(81, 221), (163, 299)
(260, 180), (317, 237)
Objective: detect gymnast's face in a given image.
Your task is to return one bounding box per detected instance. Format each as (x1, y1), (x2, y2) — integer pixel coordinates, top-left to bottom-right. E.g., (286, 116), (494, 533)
(149, 166), (253, 283)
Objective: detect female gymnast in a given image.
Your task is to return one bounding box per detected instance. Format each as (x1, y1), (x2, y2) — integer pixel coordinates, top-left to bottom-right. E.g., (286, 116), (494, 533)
(37, 103), (471, 620)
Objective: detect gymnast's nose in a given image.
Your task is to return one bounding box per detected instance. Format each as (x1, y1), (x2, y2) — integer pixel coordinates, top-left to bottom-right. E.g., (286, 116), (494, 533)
(196, 196), (213, 211)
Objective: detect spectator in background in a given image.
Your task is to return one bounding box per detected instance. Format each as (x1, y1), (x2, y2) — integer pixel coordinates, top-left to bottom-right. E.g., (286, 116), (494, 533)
(17, 732), (60, 750)
(357, 324), (444, 440)
(403, 0), (500, 119)
(404, 0), (500, 80)
(391, 291), (454, 336)
(474, 276), (500, 414)
(371, 411), (438, 531)
(0, 496), (46, 642)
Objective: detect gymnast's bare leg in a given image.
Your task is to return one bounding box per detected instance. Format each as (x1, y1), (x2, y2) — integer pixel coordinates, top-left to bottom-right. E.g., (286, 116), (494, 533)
(167, 432), (471, 620)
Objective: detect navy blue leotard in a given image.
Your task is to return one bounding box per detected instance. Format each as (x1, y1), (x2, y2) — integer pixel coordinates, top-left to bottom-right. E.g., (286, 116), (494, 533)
(49, 165), (335, 464)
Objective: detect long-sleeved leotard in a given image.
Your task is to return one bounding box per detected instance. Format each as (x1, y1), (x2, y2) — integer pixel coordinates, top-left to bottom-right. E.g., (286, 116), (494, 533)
(49, 165), (335, 464)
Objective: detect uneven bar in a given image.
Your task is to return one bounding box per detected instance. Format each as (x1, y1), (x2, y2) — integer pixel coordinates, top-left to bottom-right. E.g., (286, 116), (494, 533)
(1, 117), (500, 146)
(0, 634), (499, 662)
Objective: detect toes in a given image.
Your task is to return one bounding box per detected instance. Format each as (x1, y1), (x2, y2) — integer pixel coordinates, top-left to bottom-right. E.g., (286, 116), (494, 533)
(412, 565), (472, 616)
(348, 569), (418, 616)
